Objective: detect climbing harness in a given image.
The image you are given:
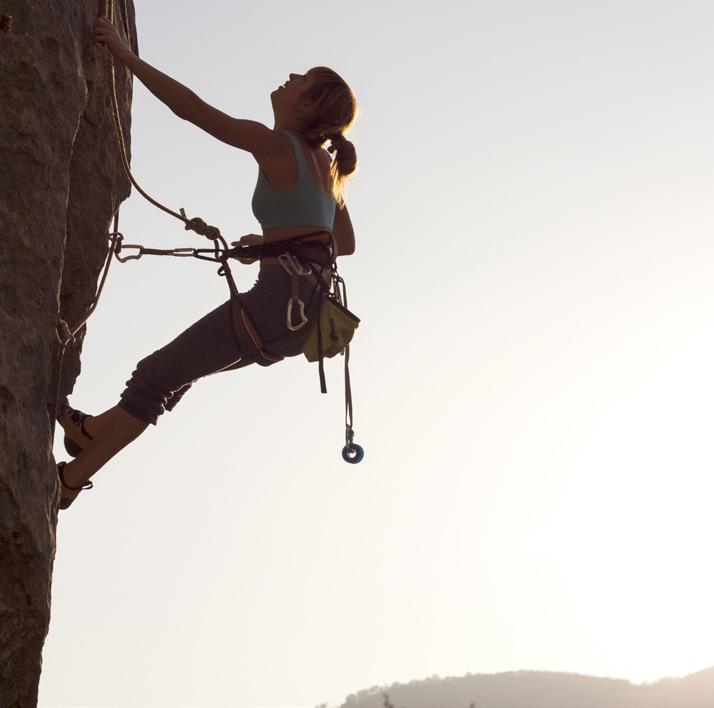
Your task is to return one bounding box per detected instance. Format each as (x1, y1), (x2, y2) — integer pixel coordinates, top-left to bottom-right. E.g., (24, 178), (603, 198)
(103, 228), (364, 463)
(55, 0), (364, 463)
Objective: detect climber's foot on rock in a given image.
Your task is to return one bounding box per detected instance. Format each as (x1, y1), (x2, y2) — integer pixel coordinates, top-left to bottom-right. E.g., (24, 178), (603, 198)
(58, 402), (98, 457)
(57, 461), (93, 510)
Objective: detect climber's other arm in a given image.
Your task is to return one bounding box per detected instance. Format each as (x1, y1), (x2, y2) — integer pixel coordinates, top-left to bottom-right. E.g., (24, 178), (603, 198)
(94, 18), (277, 156)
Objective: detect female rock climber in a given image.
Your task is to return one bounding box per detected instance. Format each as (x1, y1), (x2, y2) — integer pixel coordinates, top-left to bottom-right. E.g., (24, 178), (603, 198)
(56, 17), (358, 509)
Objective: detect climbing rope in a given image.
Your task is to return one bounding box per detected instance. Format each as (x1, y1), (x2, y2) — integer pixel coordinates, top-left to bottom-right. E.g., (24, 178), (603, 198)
(56, 0), (229, 350)
(106, 0), (224, 240)
(56, 213), (120, 347)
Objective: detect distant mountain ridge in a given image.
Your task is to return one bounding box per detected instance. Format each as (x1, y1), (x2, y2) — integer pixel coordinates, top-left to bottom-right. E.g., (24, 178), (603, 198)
(338, 666), (714, 708)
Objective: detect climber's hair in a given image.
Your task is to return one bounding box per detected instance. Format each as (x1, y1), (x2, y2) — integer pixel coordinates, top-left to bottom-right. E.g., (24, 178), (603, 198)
(298, 66), (359, 208)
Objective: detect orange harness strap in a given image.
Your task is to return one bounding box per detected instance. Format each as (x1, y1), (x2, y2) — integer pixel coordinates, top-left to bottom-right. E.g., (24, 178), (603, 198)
(228, 295), (284, 367)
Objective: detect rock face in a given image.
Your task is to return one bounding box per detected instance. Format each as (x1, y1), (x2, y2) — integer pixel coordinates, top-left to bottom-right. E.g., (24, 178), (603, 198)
(0, 2), (136, 704)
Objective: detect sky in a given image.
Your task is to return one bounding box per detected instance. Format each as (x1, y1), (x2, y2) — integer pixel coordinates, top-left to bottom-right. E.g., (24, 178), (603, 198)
(41, 1), (714, 706)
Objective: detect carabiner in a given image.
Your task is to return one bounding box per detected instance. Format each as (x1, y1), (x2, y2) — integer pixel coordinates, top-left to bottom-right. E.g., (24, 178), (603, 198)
(287, 297), (308, 331)
(278, 252), (312, 277)
(114, 244), (144, 262)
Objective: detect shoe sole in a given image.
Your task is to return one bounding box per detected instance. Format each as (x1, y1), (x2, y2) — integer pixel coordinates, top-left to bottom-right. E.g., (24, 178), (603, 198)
(57, 462), (77, 510)
(64, 436), (84, 457)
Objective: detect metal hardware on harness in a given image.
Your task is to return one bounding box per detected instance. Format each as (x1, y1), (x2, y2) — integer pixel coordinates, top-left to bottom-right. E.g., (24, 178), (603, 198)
(145, 247), (200, 257)
(277, 252), (312, 276)
(113, 243), (143, 262)
(286, 298), (307, 332)
(277, 252), (311, 331)
(115, 242), (203, 263)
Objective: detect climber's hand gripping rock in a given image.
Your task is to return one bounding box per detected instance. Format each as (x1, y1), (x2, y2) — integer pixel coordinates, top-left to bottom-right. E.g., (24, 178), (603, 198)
(94, 17), (130, 60)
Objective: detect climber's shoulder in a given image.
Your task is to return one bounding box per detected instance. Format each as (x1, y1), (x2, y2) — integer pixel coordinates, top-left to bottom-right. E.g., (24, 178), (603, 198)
(179, 97), (279, 158)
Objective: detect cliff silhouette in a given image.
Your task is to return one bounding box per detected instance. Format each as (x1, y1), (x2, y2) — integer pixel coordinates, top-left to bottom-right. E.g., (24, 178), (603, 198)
(0, 1), (136, 705)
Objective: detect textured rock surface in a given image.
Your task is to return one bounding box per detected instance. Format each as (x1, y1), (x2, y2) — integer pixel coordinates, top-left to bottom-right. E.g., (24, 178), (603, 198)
(0, 1), (135, 705)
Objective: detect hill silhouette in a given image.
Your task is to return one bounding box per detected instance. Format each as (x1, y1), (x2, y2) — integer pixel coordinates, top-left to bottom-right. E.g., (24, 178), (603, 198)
(337, 667), (714, 708)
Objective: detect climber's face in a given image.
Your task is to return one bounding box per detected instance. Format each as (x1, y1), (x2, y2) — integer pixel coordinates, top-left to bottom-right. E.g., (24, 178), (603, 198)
(271, 72), (316, 118)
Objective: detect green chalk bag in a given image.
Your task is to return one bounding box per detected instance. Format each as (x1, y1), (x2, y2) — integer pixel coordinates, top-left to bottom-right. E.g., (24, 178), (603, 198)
(303, 293), (360, 362)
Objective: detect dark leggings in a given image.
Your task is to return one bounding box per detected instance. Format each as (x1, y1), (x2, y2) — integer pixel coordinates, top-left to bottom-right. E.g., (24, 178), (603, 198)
(117, 265), (321, 425)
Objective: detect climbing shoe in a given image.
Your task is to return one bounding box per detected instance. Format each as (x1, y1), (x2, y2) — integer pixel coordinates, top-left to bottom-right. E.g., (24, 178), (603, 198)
(59, 402), (94, 457)
(57, 461), (93, 510)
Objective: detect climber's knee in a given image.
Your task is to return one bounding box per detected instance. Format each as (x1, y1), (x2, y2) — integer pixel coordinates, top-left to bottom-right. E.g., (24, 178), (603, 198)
(118, 351), (185, 426)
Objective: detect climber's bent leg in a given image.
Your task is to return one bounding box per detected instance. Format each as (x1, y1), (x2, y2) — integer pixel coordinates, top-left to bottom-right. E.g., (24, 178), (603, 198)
(60, 300), (249, 495)
(60, 405), (148, 490)
(58, 268), (318, 499)
(161, 355), (252, 413)
(118, 299), (248, 425)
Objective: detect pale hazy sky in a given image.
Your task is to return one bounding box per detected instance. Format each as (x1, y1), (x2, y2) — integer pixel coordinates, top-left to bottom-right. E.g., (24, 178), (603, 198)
(42, 1), (714, 707)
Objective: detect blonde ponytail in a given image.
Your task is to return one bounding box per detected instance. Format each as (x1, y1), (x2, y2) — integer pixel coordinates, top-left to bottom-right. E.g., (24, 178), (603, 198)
(298, 67), (359, 207)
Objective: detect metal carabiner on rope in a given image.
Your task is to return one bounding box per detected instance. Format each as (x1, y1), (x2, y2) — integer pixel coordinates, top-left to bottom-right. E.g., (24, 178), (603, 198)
(277, 252), (311, 331)
(114, 243), (144, 262)
(277, 252), (312, 276)
(286, 297), (308, 331)
(152, 247), (199, 257)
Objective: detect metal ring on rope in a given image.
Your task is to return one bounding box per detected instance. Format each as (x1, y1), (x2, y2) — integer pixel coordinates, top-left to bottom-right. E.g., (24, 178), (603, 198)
(342, 443), (364, 464)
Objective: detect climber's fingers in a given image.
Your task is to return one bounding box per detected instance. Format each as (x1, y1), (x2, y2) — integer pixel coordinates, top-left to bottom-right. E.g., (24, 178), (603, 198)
(94, 17), (129, 58)
(231, 234), (263, 264)
(231, 234), (264, 248)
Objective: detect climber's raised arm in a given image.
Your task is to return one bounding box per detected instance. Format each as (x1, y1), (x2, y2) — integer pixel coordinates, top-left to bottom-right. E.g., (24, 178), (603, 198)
(93, 17), (276, 155)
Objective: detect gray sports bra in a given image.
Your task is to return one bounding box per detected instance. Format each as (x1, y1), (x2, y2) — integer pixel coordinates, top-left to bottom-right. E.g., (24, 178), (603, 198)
(251, 129), (337, 232)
